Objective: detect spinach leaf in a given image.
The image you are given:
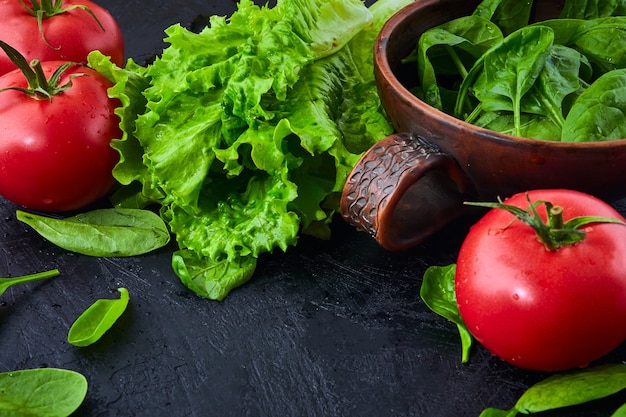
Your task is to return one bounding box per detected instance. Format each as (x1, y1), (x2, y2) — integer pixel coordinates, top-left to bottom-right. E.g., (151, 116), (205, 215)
(473, 0), (534, 35)
(562, 68), (626, 141)
(16, 208), (170, 257)
(464, 25), (555, 136)
(411, 0), (626, 143)
(0, 269), (59, 297)
(560, 0), (626, 19)
(68, 288), (130, 347)
(470, 43), (582, 134)
(535, 17), (626, 77)
(474, 111), (561, 140)
(571, 17), (626, 73)
(532, 18), (587, 45)
(409, 15), (502, 110)
(420, 264), (473, 363)
(0, 368), (87, 417)
(517, 364), (626, 413)
(530, 45), (585, 124)
(480, 364), (626, 416)
(478, 409), (509, 417)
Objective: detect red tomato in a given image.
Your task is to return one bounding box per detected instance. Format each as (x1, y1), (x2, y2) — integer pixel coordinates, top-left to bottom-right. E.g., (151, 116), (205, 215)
(455, 189), (626, 372)
(0, 62), (121, 211)
(0, 0), (124, 76)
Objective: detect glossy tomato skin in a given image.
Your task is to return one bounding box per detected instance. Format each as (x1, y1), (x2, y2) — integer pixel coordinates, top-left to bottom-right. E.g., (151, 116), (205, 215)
(0, 0), (124, 76)
(0, 62), (121, 211)
(455, 189), (626, 372)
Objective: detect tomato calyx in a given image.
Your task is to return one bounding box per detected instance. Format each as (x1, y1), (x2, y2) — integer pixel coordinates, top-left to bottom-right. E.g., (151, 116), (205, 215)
(17, 0), (105, 50)
(0, 40), (82, 100)
(466, 193), (626, 251)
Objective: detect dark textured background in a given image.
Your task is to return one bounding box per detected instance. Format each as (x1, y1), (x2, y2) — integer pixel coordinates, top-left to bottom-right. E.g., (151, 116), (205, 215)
(0, 1), (624, 416)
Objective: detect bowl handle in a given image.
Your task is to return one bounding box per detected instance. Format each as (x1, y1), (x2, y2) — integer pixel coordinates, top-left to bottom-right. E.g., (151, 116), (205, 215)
(340, 132), (473, 250)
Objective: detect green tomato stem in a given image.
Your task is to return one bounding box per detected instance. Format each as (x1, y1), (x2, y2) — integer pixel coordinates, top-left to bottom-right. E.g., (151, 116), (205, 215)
(17, 0), (105, 49)
(465, 194), (626, 251)
(0, 41), (79, 100)
(549, 205), (564, 229)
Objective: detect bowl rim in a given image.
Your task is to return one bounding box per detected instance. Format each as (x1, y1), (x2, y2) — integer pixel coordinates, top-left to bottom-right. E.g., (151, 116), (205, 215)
(374, 0), (626, 149)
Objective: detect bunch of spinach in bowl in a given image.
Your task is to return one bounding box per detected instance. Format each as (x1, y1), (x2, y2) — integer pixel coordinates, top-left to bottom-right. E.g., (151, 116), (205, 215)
(404, 0), (626, 142)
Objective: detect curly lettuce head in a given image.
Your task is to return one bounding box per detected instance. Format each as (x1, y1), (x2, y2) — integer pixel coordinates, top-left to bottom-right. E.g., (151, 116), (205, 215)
(90, 0), (413, 300)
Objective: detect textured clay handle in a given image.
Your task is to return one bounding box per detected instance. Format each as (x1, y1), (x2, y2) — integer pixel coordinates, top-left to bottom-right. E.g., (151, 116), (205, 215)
(340, 132), (472, 251)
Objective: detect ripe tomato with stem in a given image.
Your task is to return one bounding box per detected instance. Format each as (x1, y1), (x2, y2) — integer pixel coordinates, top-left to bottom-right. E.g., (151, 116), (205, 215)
(0, 40), (121, 212)
(455, 189), (626, 372)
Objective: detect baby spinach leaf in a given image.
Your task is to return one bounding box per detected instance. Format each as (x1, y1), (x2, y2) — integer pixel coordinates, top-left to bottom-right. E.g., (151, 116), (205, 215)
(532, 18), (587, 45)
(16, 208), (170, 257)
(562, 68), (626, 141)
(68, 288), (130, 347)
(420, 264), (473, 363)
(0, 368), (87, 417)
(474, 111), (561, 140)
(473, 0), (506, 19)
(571, 17), (626, 73)
(534, 45), (583, 118)
(560, 0), (626, 19)
(470, 43), (581, 132)
(478, 408), (510, 417)
(0, 269), (59, 297)
(517, 364), (626, 413)
(410, 15), (503, 109)
(519, 44), (586, 129)
(480, 364), (626, 416)
(469, 25), (555, 136)
(473, 0), (533, 35)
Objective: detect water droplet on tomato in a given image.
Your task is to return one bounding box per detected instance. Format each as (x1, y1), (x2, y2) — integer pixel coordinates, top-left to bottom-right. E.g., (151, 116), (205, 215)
(512, 293), (520, 300)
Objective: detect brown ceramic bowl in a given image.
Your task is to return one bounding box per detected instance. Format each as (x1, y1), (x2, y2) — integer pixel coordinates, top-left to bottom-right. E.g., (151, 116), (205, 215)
(341, 0), (626, 250)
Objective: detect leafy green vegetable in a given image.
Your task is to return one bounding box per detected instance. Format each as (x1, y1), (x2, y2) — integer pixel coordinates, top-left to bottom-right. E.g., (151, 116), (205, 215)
(562, 68), (626, 141)
(172, 250), (257, 301)
(0, 368), (87, 417)
(480, 364), (626, 416)
(89, 0), (412, 300)
(405, 15), (502, 110)
(16, 208), (170, 257)
(527, 45), (586, 127)
(0, 269), (59, 297)
(569, 17), (626, 73)
(463, 40), (588, 140)
(68, 288), (130, 347)
(410, 0), (626, 141)
(420, 265), (473, 362)
(473, 0), (534, 36)
(463, 25), (555, 136)
(561, 0), (626, 20)
(473, 111), (561, 140)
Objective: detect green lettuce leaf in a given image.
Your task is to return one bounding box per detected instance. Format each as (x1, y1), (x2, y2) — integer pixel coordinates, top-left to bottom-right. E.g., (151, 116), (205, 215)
(91, 0), (405, 300)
